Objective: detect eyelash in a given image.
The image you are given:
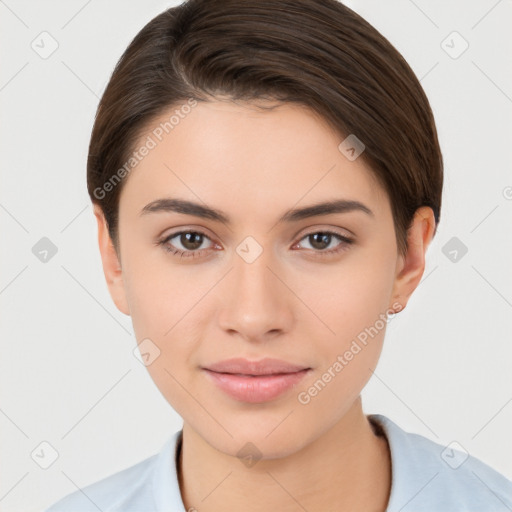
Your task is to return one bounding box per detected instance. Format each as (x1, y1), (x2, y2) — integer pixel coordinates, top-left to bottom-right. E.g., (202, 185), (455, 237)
(157, 229), (354, 259)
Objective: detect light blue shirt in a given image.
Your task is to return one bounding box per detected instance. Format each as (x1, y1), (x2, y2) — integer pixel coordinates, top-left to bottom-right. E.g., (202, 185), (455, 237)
(44, 414), (512, 511)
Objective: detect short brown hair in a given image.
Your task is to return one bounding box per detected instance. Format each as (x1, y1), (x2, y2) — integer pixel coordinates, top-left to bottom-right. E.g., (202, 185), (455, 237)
(87, 0), (443, 257)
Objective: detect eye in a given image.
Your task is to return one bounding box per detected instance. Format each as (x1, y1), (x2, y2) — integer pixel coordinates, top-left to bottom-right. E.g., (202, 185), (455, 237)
(293, 230), (354, 257)
(157, 228), (354, 259)
(157, 230), (216, 259)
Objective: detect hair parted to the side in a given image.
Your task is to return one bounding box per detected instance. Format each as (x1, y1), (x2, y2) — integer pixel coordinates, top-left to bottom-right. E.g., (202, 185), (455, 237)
(87, 0), (443, 258)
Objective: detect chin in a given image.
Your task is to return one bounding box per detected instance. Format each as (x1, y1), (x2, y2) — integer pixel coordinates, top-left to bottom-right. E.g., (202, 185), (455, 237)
(200, 413), (314, 459)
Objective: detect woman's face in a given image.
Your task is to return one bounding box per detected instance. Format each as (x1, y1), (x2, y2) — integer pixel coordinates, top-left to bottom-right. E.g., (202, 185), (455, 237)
(97, 99), (422, 458)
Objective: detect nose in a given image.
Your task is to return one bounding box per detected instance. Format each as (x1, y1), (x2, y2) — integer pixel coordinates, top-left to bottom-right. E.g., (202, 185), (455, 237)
(217, 243), (295, 344)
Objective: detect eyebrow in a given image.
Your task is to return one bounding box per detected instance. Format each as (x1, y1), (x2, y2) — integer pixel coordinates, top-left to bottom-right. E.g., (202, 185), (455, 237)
(139, 197), (374, 224)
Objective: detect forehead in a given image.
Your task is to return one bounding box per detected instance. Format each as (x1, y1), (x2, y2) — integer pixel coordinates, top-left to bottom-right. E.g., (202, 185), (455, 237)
(118, 100), (389, 225)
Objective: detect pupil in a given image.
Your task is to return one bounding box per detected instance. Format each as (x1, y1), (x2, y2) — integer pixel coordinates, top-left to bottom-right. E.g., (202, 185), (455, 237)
(182, 232), (203, 250)
(310, 233), (330, 250)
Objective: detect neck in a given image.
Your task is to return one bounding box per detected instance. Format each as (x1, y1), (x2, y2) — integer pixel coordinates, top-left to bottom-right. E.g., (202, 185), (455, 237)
(177, 398), (391, 512)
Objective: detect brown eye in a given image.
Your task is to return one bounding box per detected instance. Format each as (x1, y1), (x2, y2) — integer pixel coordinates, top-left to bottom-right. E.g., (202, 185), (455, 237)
(177, 232), (204, 251)
(295, 230), (354, 256)
(159, 230), (214, 258)
(308, 232), (333, 250)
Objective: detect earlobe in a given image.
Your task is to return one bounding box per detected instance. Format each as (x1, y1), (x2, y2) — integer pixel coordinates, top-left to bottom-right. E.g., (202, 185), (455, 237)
(389, 206), (436, 313)
(93, 205), (131, 316)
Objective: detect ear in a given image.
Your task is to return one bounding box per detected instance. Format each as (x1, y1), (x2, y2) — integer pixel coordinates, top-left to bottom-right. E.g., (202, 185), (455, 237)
(389, 206), (436, 313)
(93, 204), (130, 316)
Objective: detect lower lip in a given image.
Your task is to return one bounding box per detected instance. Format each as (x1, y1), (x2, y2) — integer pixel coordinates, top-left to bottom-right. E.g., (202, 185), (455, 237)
(203, 369), (310, 403)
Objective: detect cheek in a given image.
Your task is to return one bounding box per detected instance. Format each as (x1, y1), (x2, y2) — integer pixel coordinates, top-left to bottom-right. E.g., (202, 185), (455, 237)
(122, 253), (206, 374)
(296, 331), (385, 429)
(122, 248), (198, 338)
(124, 261), (202, 419)
(296, 250), (395, 393)
(301, 252), (396, 343)
(299, 268), (393, 409)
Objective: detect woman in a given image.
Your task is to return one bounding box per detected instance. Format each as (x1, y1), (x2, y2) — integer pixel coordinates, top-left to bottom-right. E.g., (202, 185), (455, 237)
(45, 0), (512, 510)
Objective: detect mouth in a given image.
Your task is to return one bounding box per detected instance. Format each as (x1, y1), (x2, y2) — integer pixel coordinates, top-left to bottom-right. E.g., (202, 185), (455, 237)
(201, 358), (311, 403)
(202, 357), (310, 375)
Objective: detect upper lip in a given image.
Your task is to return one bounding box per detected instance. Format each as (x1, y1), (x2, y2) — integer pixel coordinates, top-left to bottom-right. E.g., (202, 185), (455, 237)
(202, 357), (310, 376)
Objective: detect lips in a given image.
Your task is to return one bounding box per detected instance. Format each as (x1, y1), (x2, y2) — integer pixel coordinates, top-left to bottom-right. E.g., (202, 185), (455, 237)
(201, 357), (311, 403)
(203, 357), (310, 376)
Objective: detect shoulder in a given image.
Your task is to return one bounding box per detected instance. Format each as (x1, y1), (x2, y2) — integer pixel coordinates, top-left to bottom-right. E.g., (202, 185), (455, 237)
(43, 455), (157, 512)
(43, 433), (179, 512)
(369, 414), (512, 512)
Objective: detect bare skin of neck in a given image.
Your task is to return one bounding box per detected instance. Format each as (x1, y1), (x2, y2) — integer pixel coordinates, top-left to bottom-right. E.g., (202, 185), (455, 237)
(177, 398), (392, 512)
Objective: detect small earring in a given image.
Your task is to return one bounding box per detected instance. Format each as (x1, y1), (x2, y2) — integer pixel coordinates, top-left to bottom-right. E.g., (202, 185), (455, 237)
(392, 295), (404, 314)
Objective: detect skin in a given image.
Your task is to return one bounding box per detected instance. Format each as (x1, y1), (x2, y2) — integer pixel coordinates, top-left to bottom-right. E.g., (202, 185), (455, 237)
(94, 99), (435, 512)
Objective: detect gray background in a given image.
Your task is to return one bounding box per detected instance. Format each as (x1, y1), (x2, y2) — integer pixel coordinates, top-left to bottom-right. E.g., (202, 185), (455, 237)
(1, 1), (511, 511)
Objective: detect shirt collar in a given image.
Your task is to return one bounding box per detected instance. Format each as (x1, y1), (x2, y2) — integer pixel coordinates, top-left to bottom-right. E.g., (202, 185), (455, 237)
(152, 429), (186, 512)
(153, 415), (401, 511)
(368, 413), (428, 512)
